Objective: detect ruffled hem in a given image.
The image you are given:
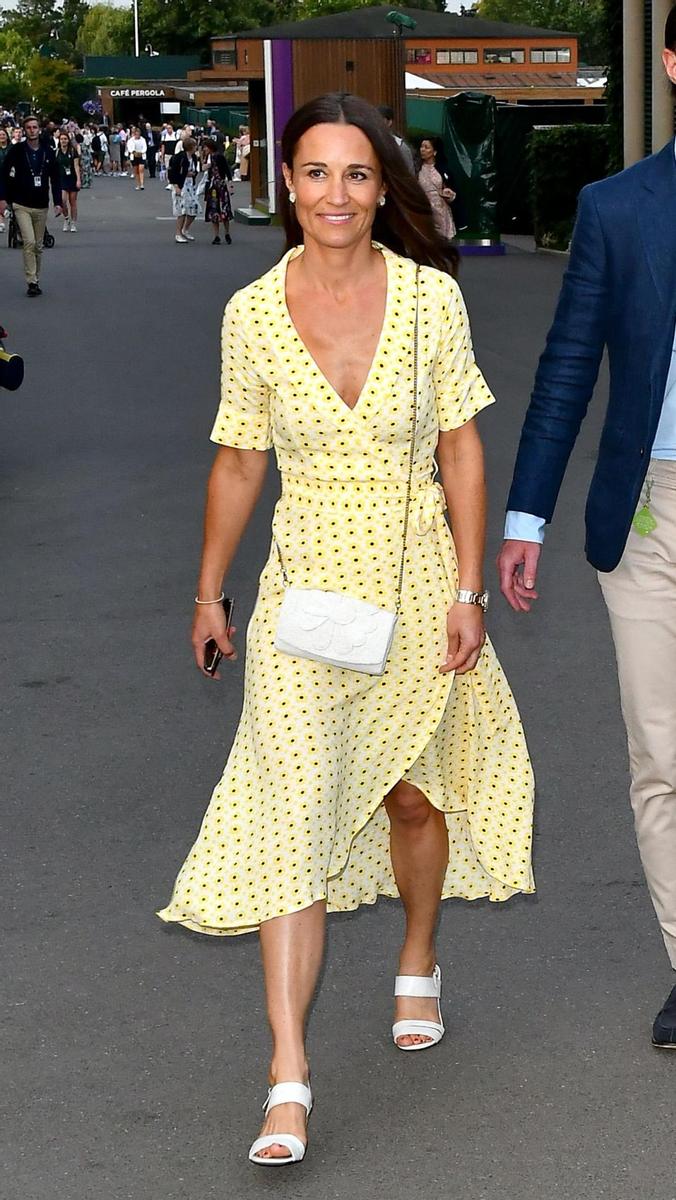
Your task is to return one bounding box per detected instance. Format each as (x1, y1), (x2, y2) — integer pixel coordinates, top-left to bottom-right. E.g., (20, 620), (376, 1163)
(156, 659), (534, 938)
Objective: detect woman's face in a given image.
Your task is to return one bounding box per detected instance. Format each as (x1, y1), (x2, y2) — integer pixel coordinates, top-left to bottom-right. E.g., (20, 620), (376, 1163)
(0, 130), (8, 147)
(283, 122), (385, 252)
(420, 140), (435, 163)
(59, 133), (69, 151)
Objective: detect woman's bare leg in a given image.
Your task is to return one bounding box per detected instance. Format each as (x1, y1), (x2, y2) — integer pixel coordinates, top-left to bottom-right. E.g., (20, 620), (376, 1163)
(385, 781), (448, 1047)
(70, 193), (78, 223)
(255, 899), (326, 1158)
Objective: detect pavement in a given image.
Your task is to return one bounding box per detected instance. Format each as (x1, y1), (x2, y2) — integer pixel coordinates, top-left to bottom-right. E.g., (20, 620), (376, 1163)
(2, 176), (674, 1200)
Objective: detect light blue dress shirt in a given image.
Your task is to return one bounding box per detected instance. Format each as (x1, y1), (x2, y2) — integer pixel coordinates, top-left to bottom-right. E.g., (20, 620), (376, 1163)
(505, 140), (676, 544)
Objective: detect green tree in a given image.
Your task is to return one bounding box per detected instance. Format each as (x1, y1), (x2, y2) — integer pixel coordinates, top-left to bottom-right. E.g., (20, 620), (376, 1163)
(135, 0), (446, 53)
(0, 26), (33, 106)
(2, 0), (63, 46)
(0, 26), (34, 82)
(136, 0), (280, 53)
(296, 0), (444, 14)
(28, 52), (74, 114)
(76, 3), (133, 55)
(475, 0), (607, 64)
(0, 0), (91, 64)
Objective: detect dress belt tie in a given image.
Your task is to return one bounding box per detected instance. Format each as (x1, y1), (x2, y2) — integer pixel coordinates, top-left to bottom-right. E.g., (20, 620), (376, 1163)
(412, 482), (447, 535)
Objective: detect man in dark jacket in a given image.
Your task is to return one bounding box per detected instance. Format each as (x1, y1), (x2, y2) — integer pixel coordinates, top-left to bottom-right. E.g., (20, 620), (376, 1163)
(498, 8), (676, 1047)
(0, 115), (62, 297)
(144, 122), (158, 178)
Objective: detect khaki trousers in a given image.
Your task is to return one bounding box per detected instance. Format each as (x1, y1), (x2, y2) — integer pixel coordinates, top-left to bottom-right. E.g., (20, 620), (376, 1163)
(598, 459), (676, 968)
(13, 204), (47, 285)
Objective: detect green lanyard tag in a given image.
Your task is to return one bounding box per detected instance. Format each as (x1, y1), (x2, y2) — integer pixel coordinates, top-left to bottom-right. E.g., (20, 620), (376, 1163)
(632, 476), (657, 537)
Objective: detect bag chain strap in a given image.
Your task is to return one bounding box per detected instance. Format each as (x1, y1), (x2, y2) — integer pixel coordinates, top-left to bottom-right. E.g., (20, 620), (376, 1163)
(394, 266), (419, 615)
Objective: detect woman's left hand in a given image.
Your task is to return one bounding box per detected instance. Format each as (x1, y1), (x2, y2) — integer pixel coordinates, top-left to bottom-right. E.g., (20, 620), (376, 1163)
(442, 187), (456, 201)
(440, 602), (485, 675)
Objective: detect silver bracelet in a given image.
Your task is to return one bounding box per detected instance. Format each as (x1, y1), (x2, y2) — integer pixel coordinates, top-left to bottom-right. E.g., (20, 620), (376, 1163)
(194, 592), (224, 605)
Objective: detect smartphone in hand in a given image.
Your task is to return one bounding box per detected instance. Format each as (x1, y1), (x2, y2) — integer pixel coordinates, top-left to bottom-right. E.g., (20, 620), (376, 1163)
(203, 597), (234, 676)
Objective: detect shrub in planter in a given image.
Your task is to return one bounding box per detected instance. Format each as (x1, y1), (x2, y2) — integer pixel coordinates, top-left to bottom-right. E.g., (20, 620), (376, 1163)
(530, 125), (611, 251)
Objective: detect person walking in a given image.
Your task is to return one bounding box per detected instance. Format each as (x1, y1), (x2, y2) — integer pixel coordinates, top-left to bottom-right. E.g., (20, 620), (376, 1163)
(238, 124), (250, 181)
(0, 126), (9, 234)
(126, 127), (147, 190)
(98, 126), (108, 173)
(377, 104), (415, 173)
(109, 126), (122, 176)
(205, 117), (225, 151)
(168, 136), (201, 242)
(0, 115), (62, 297)
(118, 125), (129, 176)
(144, 122), (157, 178)
(56, 130), (81, 232)
(498, 6), (676, 1050)
(161, 122), (177, 188)
(158, 92), (534, 1165)
(91, 127), (103, 175)
(202, 137), (233, 244)
(79, 127), (93, 188)
(417, 138), (456, 240)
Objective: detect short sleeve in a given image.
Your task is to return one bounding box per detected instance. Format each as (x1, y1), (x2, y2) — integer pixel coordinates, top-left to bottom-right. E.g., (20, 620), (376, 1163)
(433, 278), (495, 431)
(210, 295), (273, 450)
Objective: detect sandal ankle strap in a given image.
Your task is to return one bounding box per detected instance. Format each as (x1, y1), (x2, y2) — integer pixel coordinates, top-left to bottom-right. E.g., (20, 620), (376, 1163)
(264, 1081), (312, 1115)
(394, 963), (441, 999)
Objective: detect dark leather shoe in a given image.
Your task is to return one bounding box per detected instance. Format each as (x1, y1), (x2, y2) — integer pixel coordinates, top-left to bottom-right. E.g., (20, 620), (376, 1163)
(652, 983), (676, 1048)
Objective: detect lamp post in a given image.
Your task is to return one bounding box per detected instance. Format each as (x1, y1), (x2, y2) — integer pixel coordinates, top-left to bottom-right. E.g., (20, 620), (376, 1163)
(133, 0), (140, 57)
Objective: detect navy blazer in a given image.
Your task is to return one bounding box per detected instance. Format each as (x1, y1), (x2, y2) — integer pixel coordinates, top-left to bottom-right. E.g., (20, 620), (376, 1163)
(507, 141), (676, 572)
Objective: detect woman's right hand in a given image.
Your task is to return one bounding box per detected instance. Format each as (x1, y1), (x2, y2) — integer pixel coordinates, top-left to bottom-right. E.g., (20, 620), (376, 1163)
(192, 603), (237, 678)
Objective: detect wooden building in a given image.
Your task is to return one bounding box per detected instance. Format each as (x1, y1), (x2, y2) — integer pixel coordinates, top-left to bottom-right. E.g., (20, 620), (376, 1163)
(187, 5), (594, 214)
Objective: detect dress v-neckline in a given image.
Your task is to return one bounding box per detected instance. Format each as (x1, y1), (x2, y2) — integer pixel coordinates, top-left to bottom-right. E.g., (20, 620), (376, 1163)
(280, 244), (393, 414)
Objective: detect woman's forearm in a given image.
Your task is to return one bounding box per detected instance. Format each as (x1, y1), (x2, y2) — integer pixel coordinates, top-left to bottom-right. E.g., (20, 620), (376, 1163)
(197, 446), (268, 597)
(437, 422), (486, 593)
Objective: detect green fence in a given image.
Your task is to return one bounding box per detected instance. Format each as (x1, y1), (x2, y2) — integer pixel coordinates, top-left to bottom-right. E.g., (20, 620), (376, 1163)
(83, 56), (201, 80)
(185, 105), (248, 133)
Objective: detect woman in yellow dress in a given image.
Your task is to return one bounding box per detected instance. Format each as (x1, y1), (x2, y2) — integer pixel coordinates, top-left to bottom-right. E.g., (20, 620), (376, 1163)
(158, 93), (534, 1167)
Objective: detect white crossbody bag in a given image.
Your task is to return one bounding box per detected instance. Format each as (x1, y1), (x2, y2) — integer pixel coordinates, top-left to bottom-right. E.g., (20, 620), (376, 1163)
(274, 271), (419, 676)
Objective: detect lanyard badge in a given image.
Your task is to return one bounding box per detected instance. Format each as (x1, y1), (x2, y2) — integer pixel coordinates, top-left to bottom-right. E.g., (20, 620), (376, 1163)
(632, 475), (658, 537)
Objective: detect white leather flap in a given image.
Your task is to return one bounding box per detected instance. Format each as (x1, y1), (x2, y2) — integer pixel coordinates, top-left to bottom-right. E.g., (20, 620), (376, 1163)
(275, 587), (396, 671)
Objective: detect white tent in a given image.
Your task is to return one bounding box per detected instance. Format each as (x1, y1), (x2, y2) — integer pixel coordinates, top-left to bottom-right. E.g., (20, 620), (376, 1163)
(405, 72), (444, 90)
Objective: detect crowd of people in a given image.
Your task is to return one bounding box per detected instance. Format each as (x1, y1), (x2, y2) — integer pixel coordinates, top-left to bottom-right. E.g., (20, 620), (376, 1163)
(0, 111), (249, 294)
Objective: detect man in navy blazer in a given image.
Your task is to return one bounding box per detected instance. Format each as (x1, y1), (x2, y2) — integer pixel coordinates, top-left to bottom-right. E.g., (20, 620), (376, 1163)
(498, 8), (676, 1048)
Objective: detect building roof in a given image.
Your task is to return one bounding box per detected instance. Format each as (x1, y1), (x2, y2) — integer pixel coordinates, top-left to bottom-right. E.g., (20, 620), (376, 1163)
(233, 6), (573, 42)
(408, 69), (591, 91)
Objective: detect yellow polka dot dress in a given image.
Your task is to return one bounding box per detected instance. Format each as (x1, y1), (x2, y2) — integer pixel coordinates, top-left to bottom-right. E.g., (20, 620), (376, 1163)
(157, 244), (535, 936)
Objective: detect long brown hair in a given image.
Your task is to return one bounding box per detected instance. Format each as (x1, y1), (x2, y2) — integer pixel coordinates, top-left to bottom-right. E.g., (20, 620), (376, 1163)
(279, 93), (459, 277)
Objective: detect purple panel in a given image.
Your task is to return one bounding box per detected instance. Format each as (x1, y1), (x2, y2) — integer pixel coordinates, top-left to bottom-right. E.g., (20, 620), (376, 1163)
(271, 40), (294, 184)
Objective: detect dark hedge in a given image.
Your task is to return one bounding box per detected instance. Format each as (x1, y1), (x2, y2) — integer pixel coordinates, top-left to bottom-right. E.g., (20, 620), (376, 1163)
(530, 124), (612, 251)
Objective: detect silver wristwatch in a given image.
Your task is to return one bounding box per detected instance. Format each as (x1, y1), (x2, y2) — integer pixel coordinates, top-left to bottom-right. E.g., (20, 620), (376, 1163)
(456, 588), (489, 612)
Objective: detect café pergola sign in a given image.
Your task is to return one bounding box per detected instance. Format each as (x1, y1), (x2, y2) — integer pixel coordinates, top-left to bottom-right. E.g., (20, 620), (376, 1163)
(109, 88), (168, 98)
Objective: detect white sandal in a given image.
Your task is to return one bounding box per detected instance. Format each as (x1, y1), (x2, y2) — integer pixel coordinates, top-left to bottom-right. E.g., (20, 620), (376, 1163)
(392, 963), (445, 1051)
(248, 1081), (312, 1166)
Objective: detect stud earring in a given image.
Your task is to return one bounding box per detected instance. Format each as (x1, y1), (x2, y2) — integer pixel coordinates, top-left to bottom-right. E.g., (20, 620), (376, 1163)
(289, 191), (296, 204)
(377, 195), (386, 207)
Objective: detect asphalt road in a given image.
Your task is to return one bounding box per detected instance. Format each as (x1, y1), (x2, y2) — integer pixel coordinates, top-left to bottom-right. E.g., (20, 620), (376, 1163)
(2, 177), (673, 1200)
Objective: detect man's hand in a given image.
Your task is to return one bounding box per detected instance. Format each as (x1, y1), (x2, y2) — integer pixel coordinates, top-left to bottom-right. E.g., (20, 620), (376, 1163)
(497, 540), (542, 613)
(54, 205), (62, 217)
